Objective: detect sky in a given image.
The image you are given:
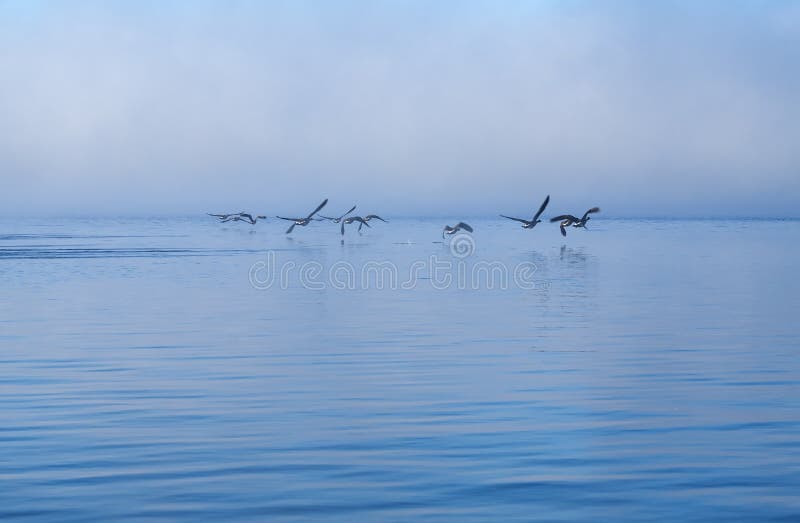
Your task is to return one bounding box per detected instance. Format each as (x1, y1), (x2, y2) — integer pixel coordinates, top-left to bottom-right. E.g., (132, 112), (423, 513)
(1, 0), (798, 217)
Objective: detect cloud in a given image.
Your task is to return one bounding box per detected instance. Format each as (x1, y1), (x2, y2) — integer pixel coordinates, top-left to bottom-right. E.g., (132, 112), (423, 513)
(1, 1), (798, 216)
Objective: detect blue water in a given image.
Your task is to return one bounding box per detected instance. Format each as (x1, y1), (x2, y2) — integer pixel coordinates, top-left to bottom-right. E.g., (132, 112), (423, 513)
(1, 217), (799, 522)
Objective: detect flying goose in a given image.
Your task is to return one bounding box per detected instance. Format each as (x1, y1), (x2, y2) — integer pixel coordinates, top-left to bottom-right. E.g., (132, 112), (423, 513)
(222, 213), (266, 225)
(276, 199), (329, 234)
(340, 216), (371, 235)
(442, 222), (473, 239)
(210, 212), (265, 224)
(318, 205), (357, 223)
(208, 212), (245, 220)
(500, 195), (550, 229)
(550, 207), (600, 236)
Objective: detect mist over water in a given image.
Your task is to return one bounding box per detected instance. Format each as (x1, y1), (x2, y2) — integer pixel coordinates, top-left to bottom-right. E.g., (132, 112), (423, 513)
(1, 217), (799, 521)
(1, 1), (799, 216)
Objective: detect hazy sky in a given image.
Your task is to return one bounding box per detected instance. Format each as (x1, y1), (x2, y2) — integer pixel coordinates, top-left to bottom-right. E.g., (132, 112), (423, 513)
(1, 1), (798, 217)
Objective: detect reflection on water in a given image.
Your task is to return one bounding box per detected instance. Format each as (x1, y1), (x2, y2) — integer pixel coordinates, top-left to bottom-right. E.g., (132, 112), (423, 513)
(560, 244), (587, 262)
(1, 217), (799, 522)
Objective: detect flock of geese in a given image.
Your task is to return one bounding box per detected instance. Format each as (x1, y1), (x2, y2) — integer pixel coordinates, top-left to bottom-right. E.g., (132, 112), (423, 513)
(209, 196), (600, 239)
(210, 199), (388, 236)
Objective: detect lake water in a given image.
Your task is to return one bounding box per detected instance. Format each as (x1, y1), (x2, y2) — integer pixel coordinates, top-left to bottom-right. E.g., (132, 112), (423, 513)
(1, 217), (799, 522)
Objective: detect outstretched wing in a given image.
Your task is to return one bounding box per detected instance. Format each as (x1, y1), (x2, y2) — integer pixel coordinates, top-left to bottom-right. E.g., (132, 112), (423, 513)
(317, 215), (334, 221)
(500, 215), (529, 224)
(365, 214), (387, 222)
(550, 215), (579, 223)
(456, 222), (473, 233)
(341, 221), (346, 235)
(533, 195), (550, 222)
(306, 199), (328, 219)
(581, 207), (600, 221)
(207, 213), (227, 218)
(276, 216), (301, 222)
(560, 224), (567, 237)
(340, 205), (357, 219)
(286, 223), (296, 234)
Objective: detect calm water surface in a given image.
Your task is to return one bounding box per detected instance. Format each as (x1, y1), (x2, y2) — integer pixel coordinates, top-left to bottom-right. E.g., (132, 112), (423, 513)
(1, 217), (799, 521)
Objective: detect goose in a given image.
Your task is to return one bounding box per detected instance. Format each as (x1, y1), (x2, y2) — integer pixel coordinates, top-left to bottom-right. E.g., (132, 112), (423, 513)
(276, 199), (329, 234)
(500, 195), (550, 229)
(221, 213), (266, 225)
(442, 222), (473, 239)
(318, 205), (357, 223)
(208, 212), (244, 220)
(550, 207), (600, 236)
(340, 216), (371, 235)
(210, 212), (265, 224)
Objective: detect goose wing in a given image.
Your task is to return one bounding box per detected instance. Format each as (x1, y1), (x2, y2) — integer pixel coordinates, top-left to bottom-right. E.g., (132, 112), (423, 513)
(350, 217), (366, 231)
(500, 215), (529, 224)
(533, 195), (550, 222)
(340, 205), (357, 219)
(306, 199), (328, 219)
(276, 216), (301, 222)
(365, 214), (387, 222)
(560, 224), (567, 237)
(550, 215), (579, 223)
(456, 222), (473, 232)
(286, 223), (296, 234)
(581, 207), (600, 221)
